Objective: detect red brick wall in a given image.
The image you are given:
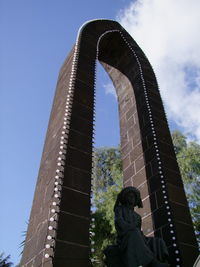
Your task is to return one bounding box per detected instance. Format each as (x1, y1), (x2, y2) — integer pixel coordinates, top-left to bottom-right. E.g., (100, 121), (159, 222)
(21, 20), (198, 267)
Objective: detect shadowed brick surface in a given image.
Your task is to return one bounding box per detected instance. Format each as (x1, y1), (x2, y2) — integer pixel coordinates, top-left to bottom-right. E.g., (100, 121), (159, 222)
(21, 20), (198, 266)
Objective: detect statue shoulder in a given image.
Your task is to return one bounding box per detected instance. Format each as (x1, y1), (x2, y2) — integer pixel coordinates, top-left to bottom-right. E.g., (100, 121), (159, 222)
(114, 205), (122, 213)
(114, 205), (128, 215)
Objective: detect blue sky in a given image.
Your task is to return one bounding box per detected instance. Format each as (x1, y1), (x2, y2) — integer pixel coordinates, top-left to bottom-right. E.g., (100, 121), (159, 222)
(1, 0), (200, 265)
(0, 0), (132, 265)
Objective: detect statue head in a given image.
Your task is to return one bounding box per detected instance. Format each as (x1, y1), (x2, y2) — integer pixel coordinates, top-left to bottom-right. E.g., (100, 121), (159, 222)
(114, 186), (143, 210)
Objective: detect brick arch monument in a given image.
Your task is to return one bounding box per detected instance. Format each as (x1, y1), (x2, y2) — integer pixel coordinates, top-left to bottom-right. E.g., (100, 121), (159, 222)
(21, 20), (198, 267)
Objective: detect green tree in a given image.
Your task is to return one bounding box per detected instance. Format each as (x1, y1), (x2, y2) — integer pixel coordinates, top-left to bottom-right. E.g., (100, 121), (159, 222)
(92, 132), (200, 265)
(91, 147), (123, 265)
(172, 130), (187, 153)
(172, 131), (200, 244)
(0, 253), (13, 267)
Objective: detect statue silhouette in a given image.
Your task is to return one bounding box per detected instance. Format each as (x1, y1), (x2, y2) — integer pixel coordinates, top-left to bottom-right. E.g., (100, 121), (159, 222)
(104, 187), (169, 267)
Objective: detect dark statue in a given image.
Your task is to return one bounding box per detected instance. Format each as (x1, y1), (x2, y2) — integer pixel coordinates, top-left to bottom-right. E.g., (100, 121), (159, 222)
(104, 187), (169, 267)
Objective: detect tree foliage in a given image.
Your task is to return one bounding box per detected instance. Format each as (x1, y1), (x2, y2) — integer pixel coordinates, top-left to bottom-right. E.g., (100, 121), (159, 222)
(91, 147), (123, 265)
(172, 131), (200, 244)
(92, 132), (200, 264)
(0, 253), (13, 267)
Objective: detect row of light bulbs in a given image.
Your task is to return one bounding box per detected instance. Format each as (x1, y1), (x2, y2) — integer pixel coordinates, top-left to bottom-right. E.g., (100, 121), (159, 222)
(120, 31), (181, 265)
(89, 49), (98, 262)
(44, 40), (80, 260)
(44, 32), (99, 262)
(43, 24), (181, 265)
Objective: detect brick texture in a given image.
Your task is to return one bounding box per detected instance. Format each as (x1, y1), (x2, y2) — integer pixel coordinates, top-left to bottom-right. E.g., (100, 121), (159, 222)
(21, 20), (198, 267)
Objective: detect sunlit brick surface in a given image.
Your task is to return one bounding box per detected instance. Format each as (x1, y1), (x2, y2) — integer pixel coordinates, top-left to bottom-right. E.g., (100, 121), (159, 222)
(21, 20), (198, 267)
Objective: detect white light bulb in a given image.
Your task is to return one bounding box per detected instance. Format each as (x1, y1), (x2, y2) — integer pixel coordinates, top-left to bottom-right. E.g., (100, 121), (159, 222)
(48, 226), (53, 230)
(45, 254), (50, 258)
(45, 244), (50, 249)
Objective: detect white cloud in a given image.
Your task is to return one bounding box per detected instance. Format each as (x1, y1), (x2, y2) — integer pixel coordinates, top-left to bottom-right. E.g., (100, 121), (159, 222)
(103, 82), (117, 99)
(117, 0), (200, 142)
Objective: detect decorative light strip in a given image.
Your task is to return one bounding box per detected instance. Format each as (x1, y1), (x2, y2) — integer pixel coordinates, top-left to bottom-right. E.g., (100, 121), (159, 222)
(119, 31), (180, 264)
(44, 38), (81, 260)
(94, 26), (181, 265)
(44, 23), (181, 265)
(90, 29), (126, 263)
(88, 45), (99, 262)
(95, 27), (180, 264)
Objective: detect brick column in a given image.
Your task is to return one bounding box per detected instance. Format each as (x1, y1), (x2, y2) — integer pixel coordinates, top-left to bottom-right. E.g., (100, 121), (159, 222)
(99, 29), (198, 266)
(21, 20), (198, 267)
